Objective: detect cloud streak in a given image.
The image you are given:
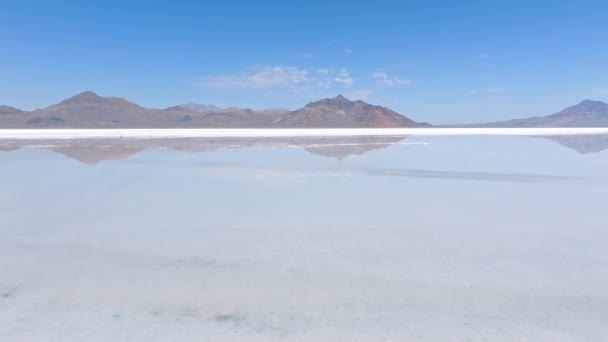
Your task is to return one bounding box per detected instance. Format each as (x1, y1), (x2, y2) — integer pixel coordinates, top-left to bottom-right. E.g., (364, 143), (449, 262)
(334, 68), (354, 87)
(372, 72), (413, 88)
(195, 67), (414, 100)
(195, 66), (311, 90)
(196, 66), (355, 90)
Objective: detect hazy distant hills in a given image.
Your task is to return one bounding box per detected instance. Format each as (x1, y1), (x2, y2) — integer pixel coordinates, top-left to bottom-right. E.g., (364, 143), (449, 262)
(0, 91), (290, 128)
(0, 105), (24, 115)
(179, 103), (221, 111)
(485, 100), (608, 127)
(0, 92), (422, 128)
(161, 105), (290, 128)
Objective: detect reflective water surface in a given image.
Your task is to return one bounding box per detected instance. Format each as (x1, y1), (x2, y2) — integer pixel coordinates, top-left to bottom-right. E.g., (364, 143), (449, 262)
(1, 135), (607, 341)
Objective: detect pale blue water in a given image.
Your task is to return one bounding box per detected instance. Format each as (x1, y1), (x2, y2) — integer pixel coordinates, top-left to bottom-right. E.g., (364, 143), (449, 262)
(1, 135), (607, 341)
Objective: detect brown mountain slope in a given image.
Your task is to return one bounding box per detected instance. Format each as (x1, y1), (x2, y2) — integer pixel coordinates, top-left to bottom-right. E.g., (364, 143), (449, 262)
(274, 95), (419, 128)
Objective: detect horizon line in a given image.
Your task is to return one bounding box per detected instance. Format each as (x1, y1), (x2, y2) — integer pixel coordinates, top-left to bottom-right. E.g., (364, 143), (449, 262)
(1, 128), (608, 140)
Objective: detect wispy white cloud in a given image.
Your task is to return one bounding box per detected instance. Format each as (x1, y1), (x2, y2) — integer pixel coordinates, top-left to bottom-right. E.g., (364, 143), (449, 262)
(372, 72), (413, 88)
(196, 66), (355, 91)
(469, 87), (504, 94)
(196, 66), (311, 90)
(196, 66), (417, 101)
(346, 48), (352, 54)
(334, 68), (354, 87)
(300, 53), (313, 59)
(593, 88), (608, 95)
(478, 53), (489, 59)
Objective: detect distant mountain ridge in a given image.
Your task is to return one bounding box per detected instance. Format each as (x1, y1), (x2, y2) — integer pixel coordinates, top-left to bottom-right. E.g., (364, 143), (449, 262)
(0, 105), (23, 115)
(0, 91), (423, 128)
(485, 99), (608, 127)
(179, 103), (221, 111)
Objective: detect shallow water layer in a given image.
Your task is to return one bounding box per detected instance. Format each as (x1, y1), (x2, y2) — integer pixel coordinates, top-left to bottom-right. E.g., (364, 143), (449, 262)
(1, 135), (607, 341)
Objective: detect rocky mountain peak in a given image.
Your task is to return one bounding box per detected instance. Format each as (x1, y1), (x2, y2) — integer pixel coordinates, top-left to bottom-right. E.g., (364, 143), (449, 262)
(566, 99), (608, 113)
(74, 91), (100, 98)
(333, 94), (350, 102)
(306, 94), (355, 109)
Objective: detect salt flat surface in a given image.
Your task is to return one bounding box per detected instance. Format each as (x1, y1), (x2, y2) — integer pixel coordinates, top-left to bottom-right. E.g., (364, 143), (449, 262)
(1, 135), (607, 341)
(1, 127), (608, 139)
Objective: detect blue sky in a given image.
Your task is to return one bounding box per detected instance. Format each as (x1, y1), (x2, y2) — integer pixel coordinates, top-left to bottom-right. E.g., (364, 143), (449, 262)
(1, 0), (607, 124)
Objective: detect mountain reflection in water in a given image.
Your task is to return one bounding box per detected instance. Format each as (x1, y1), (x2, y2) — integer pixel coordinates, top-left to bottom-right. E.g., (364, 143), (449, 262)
(0, 134), (608, 165)
(0, 136), (410, 164)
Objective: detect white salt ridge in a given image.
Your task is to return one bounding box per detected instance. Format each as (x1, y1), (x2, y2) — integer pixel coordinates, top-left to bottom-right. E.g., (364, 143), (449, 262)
(1, 128), (608, 139)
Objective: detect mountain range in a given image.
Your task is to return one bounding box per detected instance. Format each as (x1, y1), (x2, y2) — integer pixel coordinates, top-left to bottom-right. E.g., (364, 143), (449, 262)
(1, 92), (607, 128)
(0, 91), (420, 128)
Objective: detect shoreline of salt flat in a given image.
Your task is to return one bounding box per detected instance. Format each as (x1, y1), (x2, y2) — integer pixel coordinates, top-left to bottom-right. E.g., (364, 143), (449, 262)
(1, 127), (608, 139)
